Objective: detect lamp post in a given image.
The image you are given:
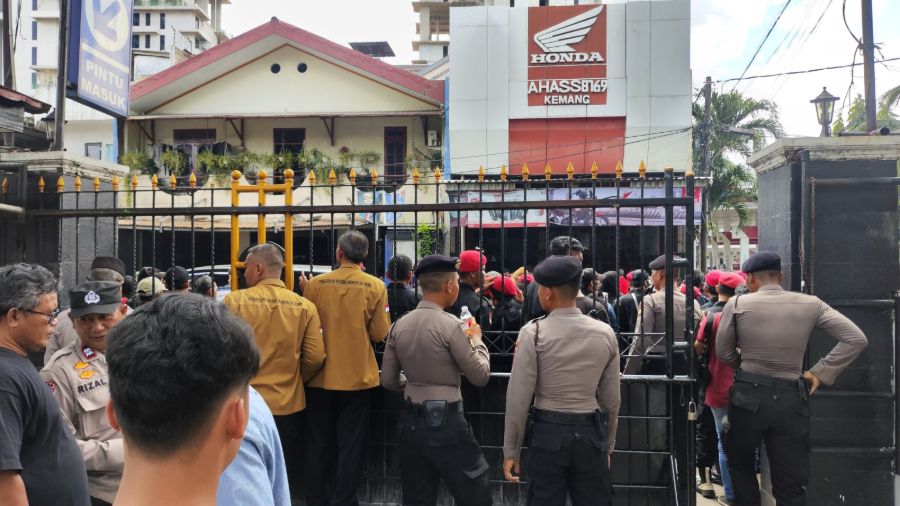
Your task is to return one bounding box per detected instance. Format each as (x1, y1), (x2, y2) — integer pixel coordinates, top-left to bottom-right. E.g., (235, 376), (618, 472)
(811, 87), (839, 137)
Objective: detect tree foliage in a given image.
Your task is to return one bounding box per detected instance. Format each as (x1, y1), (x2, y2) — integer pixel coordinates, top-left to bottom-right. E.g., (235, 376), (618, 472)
(834, 92), (900, 132)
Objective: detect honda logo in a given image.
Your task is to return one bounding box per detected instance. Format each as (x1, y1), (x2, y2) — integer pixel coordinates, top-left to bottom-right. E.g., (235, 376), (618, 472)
(530, 6), (605, 65)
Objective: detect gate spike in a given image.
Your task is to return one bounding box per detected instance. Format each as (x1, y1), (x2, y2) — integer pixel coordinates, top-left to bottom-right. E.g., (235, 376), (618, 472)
(150, 174), (158, 190)
(434, 167), (441, 182)
(545, 163), (552, 180)
(111, 175), (118, 191)
(57, 176), (64, 193)
(189, 172), (196, 189)
(566, 162), (574, 180)
(75, 175), (82, 192)
(638, 160), (646, 178)
(349, 168), (356, 185)
(615, 161), (623, 179)
(329, 169), (336, 186)
(412, 167), (420, 184)
(38, 176), (45, 193)
(169, 174), (176, 188)
(1, 177), (7, 194)
(500, 165), (507, 181)
(591, 162), (598, 179)
(258, 170), (267, 183)
(308, 170), (316, 186)
(478, 166), (484, 182)
(93, 176), (100, 192)
(131, 175), (138, 190)
(371, 168), (377, 182)
(522, 164), (529, 180)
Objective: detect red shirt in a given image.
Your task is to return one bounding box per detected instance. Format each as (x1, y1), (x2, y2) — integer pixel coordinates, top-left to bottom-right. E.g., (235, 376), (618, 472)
(619, 277), (630, 295)
(697, 312), (734, 408)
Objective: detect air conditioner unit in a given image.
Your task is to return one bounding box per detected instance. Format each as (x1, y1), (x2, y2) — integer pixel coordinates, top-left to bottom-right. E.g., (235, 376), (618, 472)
(427, 130), (441, 147)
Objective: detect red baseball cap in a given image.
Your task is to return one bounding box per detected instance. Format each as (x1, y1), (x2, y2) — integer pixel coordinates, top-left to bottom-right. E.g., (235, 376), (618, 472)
(718, 272), (743, 289)
(492, 276), (518, 296)
(705, 270), (721, 288)
(626, 272), (633, 281)
(459, 250), (487, 273)
(518, 274), (534, 283)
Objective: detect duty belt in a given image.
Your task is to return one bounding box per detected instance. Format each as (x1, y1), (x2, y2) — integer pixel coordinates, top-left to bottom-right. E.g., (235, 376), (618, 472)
(733, 369), (806, 393)
(403, 399), (464, 417)
(533, 408), (595, 425)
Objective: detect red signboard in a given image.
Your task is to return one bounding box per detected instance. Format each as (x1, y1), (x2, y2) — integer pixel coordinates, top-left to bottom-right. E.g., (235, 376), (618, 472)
(527, 5), (608, 106)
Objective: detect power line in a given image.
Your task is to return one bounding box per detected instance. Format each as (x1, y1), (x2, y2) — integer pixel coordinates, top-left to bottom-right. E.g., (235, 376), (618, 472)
(730, 0), (794, 92)
(714, 56), (900, 83)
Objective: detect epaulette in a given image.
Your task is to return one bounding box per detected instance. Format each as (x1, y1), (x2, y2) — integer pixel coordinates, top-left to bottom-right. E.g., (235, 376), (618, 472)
(526, 314), (548, 325)
(43, 342), (77, 370)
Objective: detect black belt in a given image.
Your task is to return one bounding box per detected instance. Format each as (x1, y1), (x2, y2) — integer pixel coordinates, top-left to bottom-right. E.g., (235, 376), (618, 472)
(403, 399), (464, 417)
(533, 408), (595, 425)
(733, 370), (803, 391)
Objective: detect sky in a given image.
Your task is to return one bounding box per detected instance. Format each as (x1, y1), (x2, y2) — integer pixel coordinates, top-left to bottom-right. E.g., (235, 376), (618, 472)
(222, 0), (900, 142)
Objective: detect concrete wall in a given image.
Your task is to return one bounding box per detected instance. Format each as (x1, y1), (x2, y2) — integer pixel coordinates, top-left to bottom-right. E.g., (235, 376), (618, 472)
(64, 120), (116, 161)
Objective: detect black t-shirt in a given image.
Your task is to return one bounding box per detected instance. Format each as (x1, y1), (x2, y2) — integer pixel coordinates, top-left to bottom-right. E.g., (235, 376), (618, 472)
(0, 348), (90, 506)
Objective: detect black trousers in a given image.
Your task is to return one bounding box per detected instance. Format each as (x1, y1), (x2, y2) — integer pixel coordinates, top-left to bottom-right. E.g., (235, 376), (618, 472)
(695, 395), (719, 469)
(304, 387), (371, 506)
(526, 419), (612, 506)
(273, 410), (305, 496)
(90, 498), (112, 506)
(723, 381), (810, 506)
(398, 406), (491, 506)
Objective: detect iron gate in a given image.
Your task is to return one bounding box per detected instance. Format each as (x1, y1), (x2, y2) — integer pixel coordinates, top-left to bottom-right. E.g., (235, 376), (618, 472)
(1, 163), (701, 506)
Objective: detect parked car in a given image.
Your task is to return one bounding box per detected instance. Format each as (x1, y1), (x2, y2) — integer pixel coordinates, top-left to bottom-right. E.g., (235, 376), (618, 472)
(189, 263), (332, 300)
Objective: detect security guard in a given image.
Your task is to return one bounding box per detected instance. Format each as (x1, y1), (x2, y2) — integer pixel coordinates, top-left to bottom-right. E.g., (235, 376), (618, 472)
(446, 250), (494, 332)
(503, 255), (620, 506)
(40, 281), (128, 506)
(381, 255), (492, 506)
(716, 252), (867, 506)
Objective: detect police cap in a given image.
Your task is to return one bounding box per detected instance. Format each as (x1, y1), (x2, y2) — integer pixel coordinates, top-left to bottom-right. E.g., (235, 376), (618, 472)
(741, 251), (781, 274)
(69, 281), (122, 318)
(631, 269), (649, 282)
(90, 256), (126, 277)
(648, 254), (689, 271)
(533, 256), (583, 287)
(414, 255), (461, 278)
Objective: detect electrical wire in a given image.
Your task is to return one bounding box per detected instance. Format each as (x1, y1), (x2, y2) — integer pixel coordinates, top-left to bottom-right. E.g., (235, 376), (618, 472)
(730, 0), (794, 93)
(713, 56), (900, 83)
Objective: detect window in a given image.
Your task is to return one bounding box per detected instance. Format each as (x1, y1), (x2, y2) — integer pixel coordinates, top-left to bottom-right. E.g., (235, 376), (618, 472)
(31, 73), (36, 89)
(195, 37), (200, 49)
(273, 128), (306, 184)
(195, 16), (200, 29)
(31, 0), (36, 10)
(85, 143), (102, 160)
(443, 45), (448, 58)
(384, 127), (407, 182)
(145, 13), (150, 26)
(160, 13), (165, 29)
(145, 34), (150, 48)
(31, 47), (36, 65)
(133, 12), (139, 26)
(173, 129), (216, 181)
(132, 35), (139, 49)
(539, 0), (547, 5)
(31, 21), (37, 40)
(159, 35), (166, 51)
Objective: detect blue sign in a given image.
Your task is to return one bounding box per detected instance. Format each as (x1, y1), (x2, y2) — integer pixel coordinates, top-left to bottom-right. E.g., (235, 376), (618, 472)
(67, 0), (133, 117)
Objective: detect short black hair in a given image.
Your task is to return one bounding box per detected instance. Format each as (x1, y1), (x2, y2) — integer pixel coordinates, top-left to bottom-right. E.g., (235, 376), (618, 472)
(600, 271), (618, 297)
(123, 276), (135, 299)
(0, 263), (58, 316)
(338, 231), (369, 264)
(549, 236), (583, 256)
(717, 285), (736, 297)
(107, 294), (260, 458)
(387, 255), (413, 281)
(580, 269), (598, 293)
(554, 278), (581, 299)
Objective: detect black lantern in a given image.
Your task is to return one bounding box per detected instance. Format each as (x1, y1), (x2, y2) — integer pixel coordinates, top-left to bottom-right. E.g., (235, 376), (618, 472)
(810, 87), (839, 137)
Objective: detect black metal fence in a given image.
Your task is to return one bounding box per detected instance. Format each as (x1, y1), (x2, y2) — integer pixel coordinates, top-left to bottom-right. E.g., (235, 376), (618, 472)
(0, 165), (701, 506)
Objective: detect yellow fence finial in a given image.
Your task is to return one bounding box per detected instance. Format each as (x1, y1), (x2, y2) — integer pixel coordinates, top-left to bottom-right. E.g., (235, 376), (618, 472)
(112, 175), (118, 191)
(478, 166), (485, 182)
(329, 169), (336, 186)
(371, 168), (377, 181)
(93, 177), (100, 192)
(308, 170), (316, 186)
(284, 169), (294, 182)
(615, 161), (623, 179)
(231, 170), (241, 184)
(189, 172), (196, 188)
(664, 166), (674, 172)
(545, 163), (552, 180)
(150, 174), (158, 190)
(56, 176), (64, 193)
(434, 167), (441, 182)
(349, 168), (356, 185)
(131, 174), (138, 191)
(522, 164), (529, 180)
(169, 174), (176, 188)
(258, 170), (268, 184)
(413, 167), (420, 184)
(501, 165), (508, 181)
(639, 160), (646, 178)
(1, 178), (7, 194)
(591, 162), (598, 179)
(38, 176), (45, 193)
(75, 175), (82, 192)
(566, 162), (574, 180)
(686, 171), (695, 177)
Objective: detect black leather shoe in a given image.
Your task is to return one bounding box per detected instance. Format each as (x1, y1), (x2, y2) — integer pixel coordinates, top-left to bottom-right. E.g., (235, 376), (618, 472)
(710, 468), (723, 486)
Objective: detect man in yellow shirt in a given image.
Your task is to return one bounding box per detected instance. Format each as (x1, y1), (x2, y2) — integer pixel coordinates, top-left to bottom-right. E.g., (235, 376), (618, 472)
(298, 230), (390, 506)
(223, 243), (325, 492)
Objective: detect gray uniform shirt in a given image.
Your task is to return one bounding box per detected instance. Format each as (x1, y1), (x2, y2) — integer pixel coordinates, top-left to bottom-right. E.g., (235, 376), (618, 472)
(623, 290), (702, 374)
(503, 308), (621, 460)
(716, 284), (867, 385)
(380, 301), (491, 403)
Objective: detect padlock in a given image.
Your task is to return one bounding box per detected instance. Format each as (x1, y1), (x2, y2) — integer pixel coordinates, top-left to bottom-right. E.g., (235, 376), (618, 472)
(687, 401), (699, 421)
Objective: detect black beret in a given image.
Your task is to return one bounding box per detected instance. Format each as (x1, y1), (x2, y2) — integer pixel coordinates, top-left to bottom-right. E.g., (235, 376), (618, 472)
(631, 269), (649, 282)
(90, 256), (126, 277)
(648, 254), (689, 271)
(69, 281), (122, 318)
(414, 255), (460, 277)
(533, 255), (583, 287)
(741, 251), (781, 274)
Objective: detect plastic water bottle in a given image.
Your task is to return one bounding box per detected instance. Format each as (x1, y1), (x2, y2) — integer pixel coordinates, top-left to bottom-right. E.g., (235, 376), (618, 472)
(459, 305), (473, 327)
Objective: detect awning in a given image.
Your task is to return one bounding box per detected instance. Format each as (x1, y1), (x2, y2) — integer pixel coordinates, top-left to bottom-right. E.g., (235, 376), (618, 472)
(118, 215), (367, 231)
(127, 110), (443, 121)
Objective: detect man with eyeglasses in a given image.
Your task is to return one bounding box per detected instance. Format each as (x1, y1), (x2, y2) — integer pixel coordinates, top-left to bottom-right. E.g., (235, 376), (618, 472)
(41, 281), (127, 506)
(0, 263), (91, 506)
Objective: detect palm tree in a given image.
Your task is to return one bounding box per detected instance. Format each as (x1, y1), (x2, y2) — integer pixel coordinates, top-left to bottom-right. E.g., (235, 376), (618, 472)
(834, 91), (900, 132)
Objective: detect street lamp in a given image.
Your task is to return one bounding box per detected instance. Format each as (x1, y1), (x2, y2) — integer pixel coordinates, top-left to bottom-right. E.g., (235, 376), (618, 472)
(810, 87), (839, 137)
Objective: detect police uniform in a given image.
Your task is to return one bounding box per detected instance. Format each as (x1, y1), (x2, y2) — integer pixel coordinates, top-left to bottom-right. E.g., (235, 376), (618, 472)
(504, 256), (621, 506)
(381, 255), (492, 506)
(39, 282), (126, 506)
(446, 250), (494, 332)
(716, 252), (867, 506)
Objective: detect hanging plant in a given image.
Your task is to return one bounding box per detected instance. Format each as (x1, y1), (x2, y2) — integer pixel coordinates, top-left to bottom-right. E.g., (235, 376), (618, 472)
(416, 224), (438, 257)
(160, 149), (188, 176)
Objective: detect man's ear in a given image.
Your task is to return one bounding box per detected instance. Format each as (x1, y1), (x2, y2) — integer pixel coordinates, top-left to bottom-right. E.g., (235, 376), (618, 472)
(106, 399), (121, 432)
(225, 396), (247, 442)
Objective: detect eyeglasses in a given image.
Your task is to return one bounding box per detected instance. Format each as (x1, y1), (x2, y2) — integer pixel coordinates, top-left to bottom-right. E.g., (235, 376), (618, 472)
(19, 307), (62, 324)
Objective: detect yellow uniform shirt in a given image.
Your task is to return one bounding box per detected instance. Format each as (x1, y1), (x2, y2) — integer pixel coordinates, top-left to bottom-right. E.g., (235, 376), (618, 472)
(223, 279), (325, 415)
(304, 264), (391, 391)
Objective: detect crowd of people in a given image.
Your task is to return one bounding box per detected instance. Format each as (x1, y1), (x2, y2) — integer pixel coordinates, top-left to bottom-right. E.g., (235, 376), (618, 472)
(0, 230), (869, 506)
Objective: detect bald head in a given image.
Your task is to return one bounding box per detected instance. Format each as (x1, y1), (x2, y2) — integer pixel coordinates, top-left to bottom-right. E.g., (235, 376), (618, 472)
(245, 243), (284, 287)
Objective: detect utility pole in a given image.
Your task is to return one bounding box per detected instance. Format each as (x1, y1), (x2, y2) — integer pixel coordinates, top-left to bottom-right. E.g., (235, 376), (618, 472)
(700, 76), (712, 272)
(52, 0), (69, 151)
(861, 0), (877, 133)
(2, 0), (15, 88)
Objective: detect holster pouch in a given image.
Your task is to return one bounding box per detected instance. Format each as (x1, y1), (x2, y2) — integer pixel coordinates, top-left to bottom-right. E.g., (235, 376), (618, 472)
(424, 400), (448, 429)
(594, 408), (609, 440)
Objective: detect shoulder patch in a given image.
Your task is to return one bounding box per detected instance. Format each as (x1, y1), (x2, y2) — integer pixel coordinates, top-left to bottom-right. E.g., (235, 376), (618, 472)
(78, 370), (95, 380)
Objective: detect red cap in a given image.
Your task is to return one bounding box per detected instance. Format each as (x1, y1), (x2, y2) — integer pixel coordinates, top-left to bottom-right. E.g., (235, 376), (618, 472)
(518, 274), (534, 283)
(705, 270), (721, 288)
(459, 250), (487, 273)
(492, 276), (518, 296)
(737, 271), (747, 281)
(718, 272), (743, 289)
(626, 272), (633, 281)
(679, 284), (701, 298)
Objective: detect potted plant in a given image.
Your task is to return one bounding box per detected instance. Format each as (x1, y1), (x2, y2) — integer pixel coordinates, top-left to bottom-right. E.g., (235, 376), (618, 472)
(160, 149), (188, 176)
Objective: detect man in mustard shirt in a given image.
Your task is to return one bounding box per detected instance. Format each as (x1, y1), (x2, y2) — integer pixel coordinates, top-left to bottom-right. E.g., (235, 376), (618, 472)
(298, 231), (390, 506)
(223, 243), (325, 492)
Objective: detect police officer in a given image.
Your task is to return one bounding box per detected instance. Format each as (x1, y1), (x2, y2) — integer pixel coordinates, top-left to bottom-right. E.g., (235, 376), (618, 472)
(503, 256), (621, 506)
(716, 252), (867, 506)
(386, 254), (421, 323)
(40, 281), (128, 506)
(446, 250), (494, 332)
(381, 255), (492, 506)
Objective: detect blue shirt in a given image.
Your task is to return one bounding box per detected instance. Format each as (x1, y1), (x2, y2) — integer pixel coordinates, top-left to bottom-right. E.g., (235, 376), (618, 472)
(217, 387), (290, 506)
